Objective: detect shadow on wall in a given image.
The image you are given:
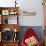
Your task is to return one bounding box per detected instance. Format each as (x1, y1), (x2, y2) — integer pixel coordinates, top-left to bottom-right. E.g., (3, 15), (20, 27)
(18, 26), (43, 44)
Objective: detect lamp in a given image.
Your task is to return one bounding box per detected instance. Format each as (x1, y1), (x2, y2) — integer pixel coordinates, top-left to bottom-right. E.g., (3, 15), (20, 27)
(15, 0), (17, 7)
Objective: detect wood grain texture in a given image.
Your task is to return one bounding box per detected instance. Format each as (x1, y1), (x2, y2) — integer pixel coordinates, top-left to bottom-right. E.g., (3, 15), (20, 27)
(0, 7), (19, 46)
(0, 24), (20, 32)
(23, 11), (36, 16)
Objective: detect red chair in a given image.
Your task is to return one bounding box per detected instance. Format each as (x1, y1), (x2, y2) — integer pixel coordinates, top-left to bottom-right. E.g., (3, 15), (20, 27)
(21, 28), (41, 46)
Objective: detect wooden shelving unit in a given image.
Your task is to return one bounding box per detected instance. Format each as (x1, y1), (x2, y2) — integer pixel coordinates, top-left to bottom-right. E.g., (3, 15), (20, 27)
(0, 7), (19, 46)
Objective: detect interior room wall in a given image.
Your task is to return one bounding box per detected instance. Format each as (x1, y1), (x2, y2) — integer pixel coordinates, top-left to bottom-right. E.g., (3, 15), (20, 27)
(0, 0), (15, 7)
(18, 0), (44, 26)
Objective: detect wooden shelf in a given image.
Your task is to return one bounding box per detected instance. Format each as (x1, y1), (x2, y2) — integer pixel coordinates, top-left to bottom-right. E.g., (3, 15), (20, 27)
(0, 7), (19, 24)
(2, 41), (19, 46)
(0, 7), (19, 46)
(0, 40), (19, 46)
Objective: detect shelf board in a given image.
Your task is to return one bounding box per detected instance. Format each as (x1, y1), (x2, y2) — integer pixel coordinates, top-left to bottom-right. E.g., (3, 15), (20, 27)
(2, 40), (19, 43)
(0, 24), (20, 32)
(1, 14), (19, 16)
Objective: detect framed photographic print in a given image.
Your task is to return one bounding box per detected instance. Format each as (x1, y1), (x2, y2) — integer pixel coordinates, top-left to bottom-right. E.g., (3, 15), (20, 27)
(2, 10), (9, 15)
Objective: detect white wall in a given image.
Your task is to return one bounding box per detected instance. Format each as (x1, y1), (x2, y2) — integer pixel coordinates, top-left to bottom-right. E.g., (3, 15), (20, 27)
(0, 0), (44, 26)
(18, 0), (44, 26)
(0, 0), (15, 7)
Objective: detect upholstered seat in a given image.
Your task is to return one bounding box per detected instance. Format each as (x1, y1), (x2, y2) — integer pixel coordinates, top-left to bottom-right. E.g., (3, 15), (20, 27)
(21, 28), (41, 46)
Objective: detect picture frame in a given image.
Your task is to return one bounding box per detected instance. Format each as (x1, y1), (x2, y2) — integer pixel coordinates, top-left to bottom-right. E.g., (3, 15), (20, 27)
(2, 10), (9, 15)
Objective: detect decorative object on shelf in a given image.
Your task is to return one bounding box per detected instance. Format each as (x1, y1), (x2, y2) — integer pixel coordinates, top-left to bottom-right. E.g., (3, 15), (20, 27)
(1, 28), (19, 41)
(2, 10), (9, 15)
(23, 11), (36, 16)
(9, 9), (18, 15)
(13, 28), (17, 32)
(13, 28), (18, 41)
(2, 28), (13, 41)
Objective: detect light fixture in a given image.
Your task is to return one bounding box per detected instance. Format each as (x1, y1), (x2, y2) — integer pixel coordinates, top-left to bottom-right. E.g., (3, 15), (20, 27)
(15, 0), (17, 7)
